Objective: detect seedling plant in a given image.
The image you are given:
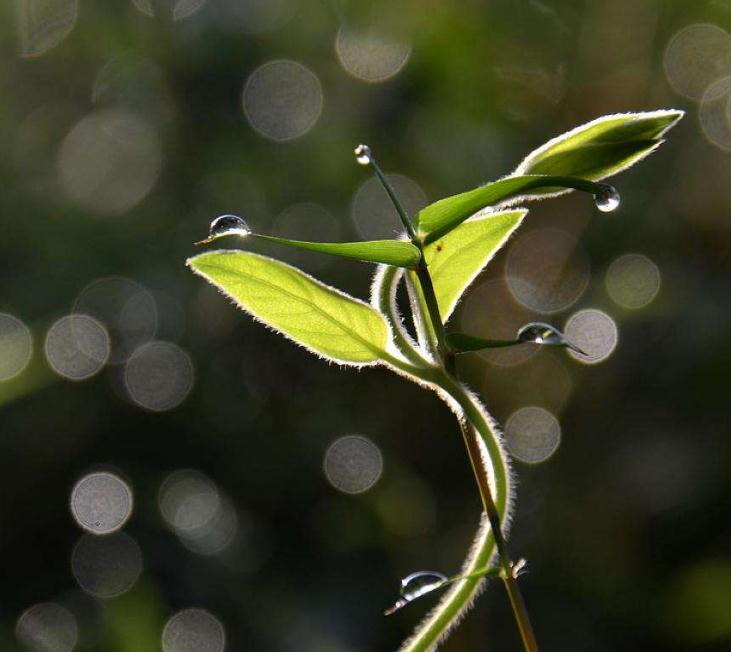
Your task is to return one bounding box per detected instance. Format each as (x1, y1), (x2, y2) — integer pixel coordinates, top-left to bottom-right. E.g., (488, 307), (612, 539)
(188, 110), (683, 651)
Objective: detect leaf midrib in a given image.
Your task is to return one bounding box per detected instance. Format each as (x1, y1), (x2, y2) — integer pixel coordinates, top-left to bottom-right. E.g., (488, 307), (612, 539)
(198, 260), (387, 358)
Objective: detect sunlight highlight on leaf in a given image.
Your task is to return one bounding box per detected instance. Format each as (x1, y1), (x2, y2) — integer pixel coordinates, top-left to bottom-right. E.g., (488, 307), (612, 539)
(188, 251), (392, 365)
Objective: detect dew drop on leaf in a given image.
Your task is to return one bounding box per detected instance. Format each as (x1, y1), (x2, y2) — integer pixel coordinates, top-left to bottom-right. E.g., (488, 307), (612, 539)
(207, 214), (251, 241)
(354, 143), (372, 165)
(593, 184), (620, 212)
(384, 571), (447, 615)
(517, 322), (586, 355)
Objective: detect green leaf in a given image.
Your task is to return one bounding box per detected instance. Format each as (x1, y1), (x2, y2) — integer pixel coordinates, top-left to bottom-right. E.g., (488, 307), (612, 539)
(424, 209), (527, 322)
(252, 234), (421, 267)
(416, 175), (603, 243)
(188, 251), (391, 365)
(446, 332), (520, 353)
(515, 109), (684, 182)
(415, 110), (683, 243)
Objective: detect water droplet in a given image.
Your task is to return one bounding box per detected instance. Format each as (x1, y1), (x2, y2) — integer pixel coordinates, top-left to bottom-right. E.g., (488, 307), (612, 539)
(199, 214), (251, 244)
(384, 571), (447, 615)
(354, 143), (372, 165)
(516, 322), (586, 355)
(593, 184), (620, 212)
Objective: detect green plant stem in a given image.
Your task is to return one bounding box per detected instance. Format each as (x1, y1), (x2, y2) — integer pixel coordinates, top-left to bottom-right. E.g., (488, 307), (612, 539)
(368, 158), (418, 241)
(460, 420), (539, 652)
(368, 157), (538, 651)
(412, 269), (539, 652)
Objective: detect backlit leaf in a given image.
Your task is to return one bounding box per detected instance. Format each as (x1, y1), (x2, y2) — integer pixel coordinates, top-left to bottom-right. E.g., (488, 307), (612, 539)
(188, 251), (391, 365)
(424, 209), (527, 322)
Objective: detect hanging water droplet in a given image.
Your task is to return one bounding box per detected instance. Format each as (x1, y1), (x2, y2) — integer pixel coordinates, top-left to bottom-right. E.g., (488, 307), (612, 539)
(593, 184), (620, 212)
(384, 571), (447, 615)
(354, 143), (372, 165)
(517, 322), (586, 356)
(196, 214), (251, 245)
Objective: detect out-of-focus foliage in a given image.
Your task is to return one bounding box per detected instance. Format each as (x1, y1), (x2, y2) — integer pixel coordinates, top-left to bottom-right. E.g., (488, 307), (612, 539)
(0, 1), (728, 651)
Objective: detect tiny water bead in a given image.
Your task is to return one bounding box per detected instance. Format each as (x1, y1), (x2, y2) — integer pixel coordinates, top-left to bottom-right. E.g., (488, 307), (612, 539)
(202, 214), (252, 243)
(384, 571), (448, 615)
(593, 184), (620, 212)
(354, 143), (372, 165)
(517, 322), (586, 355)
(70, 471), (133, 535)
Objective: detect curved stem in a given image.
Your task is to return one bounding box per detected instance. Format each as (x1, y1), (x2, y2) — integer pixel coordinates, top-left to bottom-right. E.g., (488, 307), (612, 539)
(372, 265), (431, 368)
(397, 377), (507, 652)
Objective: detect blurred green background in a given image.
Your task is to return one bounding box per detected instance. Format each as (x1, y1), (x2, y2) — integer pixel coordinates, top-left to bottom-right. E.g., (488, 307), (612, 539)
(0, 0), (729, 650)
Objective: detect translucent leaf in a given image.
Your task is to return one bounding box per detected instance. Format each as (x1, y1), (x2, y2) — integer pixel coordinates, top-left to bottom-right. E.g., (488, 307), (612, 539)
(415, 110), (683, 243)
(424, 209), (527, 323)
(187, 251), (391, 365)
(252, 234), (421, 267)
(447, 322), (584, 355)
(415, 175), (612, 244)
(446, 332), (520, 352)
(198, 214), (421, 268)
(514, 109), (684, 183)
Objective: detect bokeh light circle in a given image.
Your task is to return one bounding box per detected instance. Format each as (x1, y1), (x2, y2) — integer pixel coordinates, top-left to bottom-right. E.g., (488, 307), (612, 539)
(17, 0), (78, 59)
(323, 435), (383, 494)
(57, 109), (162, 216)
(0, 313), (33, 381)
(124, 341), (194, 411)
(16, 602), (78, 652)
(73, 276), (158, 364)
(699, 76), (731, 152)
(605, 253), (661, 309)
(162, 608), (226, 652)
(505, 406), (561, 464)
(71, 532), (143, 598)
(506, 229), (590, 314)
(351, 174), (427, 240)
(663, 23), (731, 100)
(335, 26), (411, 82)
(271, 203), (341, 269)
(242, 60), (323, 142)
(131, 0), (208, 21)
(70, 472), (133, 535)
(564, 309), (618, 364)
(45, 314), (110, 380)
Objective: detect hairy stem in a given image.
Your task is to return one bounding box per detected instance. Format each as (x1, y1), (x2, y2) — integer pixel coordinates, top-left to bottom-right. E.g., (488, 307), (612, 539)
(366, 152), (538, 651)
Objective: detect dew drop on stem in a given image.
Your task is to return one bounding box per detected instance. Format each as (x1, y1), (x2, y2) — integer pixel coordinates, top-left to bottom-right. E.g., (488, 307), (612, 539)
(384, 571), (447, 615)
(354, 143), (372, 165)
(593, 184), (620, 212)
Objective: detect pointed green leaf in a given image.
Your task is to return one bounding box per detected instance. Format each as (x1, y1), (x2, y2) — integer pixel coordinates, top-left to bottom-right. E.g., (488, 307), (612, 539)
(251, 234), (421, 267)
(424, 209), (527, 322)
(515, 109), (684, 182)
(188, 251), (391, 365)
(446, 333), (520, 353)
(415, 110), (683, 243)
(416, 175), (610, 244)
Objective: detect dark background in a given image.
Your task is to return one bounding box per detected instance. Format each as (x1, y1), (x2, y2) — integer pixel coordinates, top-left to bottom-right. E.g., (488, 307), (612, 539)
(0, 0), (729, 650)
